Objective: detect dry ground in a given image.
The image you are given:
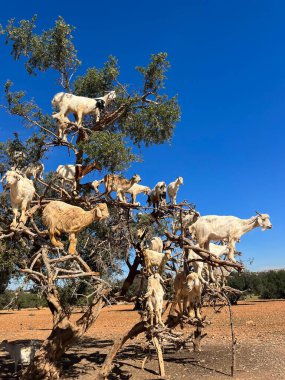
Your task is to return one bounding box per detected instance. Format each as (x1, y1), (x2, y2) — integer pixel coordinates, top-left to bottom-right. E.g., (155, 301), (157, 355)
(0, 300), (285, 379)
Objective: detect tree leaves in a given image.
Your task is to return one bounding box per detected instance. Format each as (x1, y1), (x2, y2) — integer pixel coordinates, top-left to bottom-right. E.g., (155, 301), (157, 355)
(4, 15), (80, 90)
(79, 131), (139, 172)
(0, 16), (182, 290)
(136, 52), (170, 94)
(74, 56), (119, 97)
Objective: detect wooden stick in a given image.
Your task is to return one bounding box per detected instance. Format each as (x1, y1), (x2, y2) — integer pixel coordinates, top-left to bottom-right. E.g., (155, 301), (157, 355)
(224, 293), (237, 377)
(152, 336), (165, 378)
(56, 272), (99, 279)
(98, 321), (146, 379)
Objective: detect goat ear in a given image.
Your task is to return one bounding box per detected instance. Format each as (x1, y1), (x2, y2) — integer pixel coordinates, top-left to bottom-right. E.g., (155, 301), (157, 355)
(95, 206), (102, 219)
(194, 278), (200, 287)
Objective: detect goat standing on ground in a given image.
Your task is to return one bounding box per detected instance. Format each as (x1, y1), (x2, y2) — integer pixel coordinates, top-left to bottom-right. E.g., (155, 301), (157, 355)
(0, 340), (35, 373)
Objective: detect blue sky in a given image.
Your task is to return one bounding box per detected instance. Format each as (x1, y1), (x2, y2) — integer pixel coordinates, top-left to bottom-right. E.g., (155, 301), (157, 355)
(0, 1), (284, 271)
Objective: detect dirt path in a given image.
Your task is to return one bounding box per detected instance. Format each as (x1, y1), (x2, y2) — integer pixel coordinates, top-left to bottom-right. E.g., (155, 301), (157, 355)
(0, 300), (285, 379)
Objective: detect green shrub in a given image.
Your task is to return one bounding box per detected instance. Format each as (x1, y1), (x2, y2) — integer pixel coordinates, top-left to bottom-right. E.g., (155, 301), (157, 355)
(228, 270), (285, 299)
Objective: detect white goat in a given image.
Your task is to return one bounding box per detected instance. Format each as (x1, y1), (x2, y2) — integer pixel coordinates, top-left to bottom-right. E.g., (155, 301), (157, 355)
(122, 183), (151, 205)
(12, 151), (26, 165)
(21, 163), (44, 180)
(187, 243), (230, 284)
(91, 179), (104, 194)
(171, 271), (202, 319)
(142, 248), (171, 275)
(147, 181), (167, 209)
(51, 91), (116, 127)
(189, 212), (272, 261)
(143, 273), (165, 326)
(149, 236), (163, 253)
(167, 176), (183, 204)
(1, 170), (35, 228)
(56, 162), (102, 192)
(171, 209), (200, 235)
(0, 340), (35, 373)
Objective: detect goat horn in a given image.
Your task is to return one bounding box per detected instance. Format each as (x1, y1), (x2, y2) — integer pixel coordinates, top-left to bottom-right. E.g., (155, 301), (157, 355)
(255, 211), (262, 216)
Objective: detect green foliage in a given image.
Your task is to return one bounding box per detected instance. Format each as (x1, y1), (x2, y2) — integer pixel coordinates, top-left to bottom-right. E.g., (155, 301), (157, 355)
(4, 80), (57, 134)
(79, 131), (139, 172)
(0, 290), (47, 310)
(136, 52), (170, 94)
(0, 15), (181, 295)
(74, 56), (119, 97)
(229, 270), (285, 299)
(120, 94), (180, 146)
(4, 15), (80, 85)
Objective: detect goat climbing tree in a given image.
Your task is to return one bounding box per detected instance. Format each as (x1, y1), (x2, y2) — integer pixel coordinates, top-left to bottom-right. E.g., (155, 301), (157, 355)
(0, 15), (181, 378)
(0, 15), (243, 379)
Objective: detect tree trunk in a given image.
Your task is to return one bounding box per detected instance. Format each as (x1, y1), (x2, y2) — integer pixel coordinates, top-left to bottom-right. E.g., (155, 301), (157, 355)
(22, 317), (79, 379)
(119, 255), (141, 296)
(97, 321), (146, 379)
(22, 284), (108, 379)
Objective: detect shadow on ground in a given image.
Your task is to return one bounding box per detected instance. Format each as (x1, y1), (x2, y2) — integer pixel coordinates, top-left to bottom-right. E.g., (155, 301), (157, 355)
(0, 336), (246, 379)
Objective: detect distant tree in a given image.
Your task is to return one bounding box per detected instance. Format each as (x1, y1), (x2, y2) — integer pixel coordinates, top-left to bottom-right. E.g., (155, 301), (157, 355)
(228, 270), (285, 299)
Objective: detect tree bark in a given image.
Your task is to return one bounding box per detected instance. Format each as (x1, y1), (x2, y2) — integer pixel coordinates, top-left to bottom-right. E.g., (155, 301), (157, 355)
(97, 321), (146, 379)
(119, 255), (141, 296)
(22, 284), (109, 379)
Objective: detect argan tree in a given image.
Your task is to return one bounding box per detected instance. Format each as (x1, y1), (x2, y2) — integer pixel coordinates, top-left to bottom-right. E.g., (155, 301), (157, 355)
(0, 15), (181, 378)
(0, 16), (243, 379)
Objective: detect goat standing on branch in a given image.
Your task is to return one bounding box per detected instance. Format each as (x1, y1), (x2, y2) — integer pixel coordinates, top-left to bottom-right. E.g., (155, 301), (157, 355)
(149, 236), (163, 253)
(167, 176), (183, 204)
(91, 179), (104, 194)
(21, 163), (44, 180)
(187, 243), (231, 284)
(143, 273), (165, 326)
(104, 174), (141, 202)
(51, 91), (117, 127)
(56, 162), (102, 193)
(171, 271), (203, 319)
(142, 248), (171, 275)
(147, 181), (167, 209)
(42, 201), (109, 255)
(1, 170), (35, 228)
(189, 212), (272, 262)
(171, 209), (200, 234)
(122, 183), (151, 205)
